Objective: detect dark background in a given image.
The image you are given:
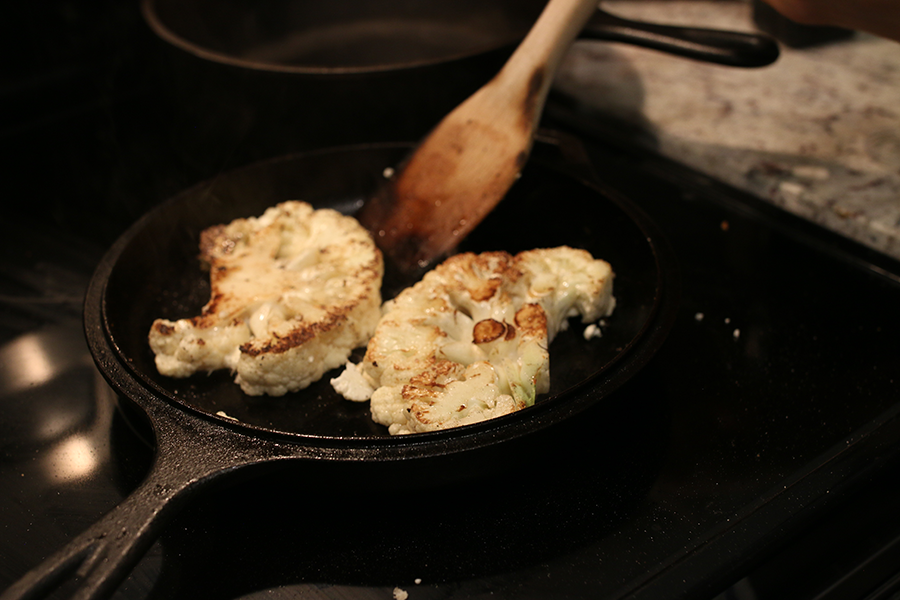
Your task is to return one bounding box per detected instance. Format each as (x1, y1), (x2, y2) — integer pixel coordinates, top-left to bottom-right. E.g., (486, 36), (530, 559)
(3, 2), (900, 600)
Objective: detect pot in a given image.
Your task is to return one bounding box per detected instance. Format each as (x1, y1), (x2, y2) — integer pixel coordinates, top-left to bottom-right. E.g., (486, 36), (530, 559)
(140, 0), (778, 167)
(1, 133), (678, 600)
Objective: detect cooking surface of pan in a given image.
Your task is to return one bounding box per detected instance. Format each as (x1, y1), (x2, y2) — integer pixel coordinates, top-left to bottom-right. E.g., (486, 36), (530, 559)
(97, 141), (674, 443)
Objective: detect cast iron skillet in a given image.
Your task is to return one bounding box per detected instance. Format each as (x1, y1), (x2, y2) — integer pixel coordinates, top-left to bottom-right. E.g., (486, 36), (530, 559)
(145, 0), (778, 71)
(141, 0), (779, 163)
(0, 135), (679, 600)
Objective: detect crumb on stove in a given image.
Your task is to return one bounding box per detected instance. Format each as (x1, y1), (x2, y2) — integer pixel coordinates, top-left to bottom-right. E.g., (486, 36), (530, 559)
(695, 312), (704, 321)
(393, 587), (408, 600)
(733, 329), (741, 340)
(215, 411), (238, 421)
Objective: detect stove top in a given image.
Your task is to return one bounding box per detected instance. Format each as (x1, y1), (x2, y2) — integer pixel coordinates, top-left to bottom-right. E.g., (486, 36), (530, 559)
(3, 3), (900, 600)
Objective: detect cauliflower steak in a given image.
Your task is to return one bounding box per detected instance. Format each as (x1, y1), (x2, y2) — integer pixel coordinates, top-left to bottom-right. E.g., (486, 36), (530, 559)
(149, 201), (383, 396)
(331, 247), (615, 434)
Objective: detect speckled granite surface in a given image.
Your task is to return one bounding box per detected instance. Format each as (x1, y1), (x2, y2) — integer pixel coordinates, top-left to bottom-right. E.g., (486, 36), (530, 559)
(555, 0), (900, 261)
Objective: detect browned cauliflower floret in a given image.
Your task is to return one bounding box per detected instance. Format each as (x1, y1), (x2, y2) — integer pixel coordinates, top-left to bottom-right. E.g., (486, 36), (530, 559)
(330, 247), (615, 434)
(148, 201), (383, 396)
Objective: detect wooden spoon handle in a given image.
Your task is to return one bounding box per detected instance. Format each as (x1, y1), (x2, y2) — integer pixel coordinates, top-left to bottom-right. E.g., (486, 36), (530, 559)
(358, 0), (600, 272)
(494, 0), (600, 121)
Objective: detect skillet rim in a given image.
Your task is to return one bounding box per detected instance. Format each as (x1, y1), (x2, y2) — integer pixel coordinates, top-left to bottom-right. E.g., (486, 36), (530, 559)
(83, 140), (679, 456)
(140, 0), (540, 76)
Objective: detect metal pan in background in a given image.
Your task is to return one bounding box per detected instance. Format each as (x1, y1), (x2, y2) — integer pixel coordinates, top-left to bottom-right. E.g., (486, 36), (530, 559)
(1, 134), (679, 600)
(140, 0), (778, 166)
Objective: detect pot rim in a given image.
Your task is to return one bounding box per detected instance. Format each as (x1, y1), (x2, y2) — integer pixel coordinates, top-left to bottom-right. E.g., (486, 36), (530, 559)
(140, 0), (529, 76)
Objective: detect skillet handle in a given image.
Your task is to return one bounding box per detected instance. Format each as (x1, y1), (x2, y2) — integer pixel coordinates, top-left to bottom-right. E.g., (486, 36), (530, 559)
(0, 400), (293, 600)
(581, 8), (780, 67)
(0, 464), (194, 600)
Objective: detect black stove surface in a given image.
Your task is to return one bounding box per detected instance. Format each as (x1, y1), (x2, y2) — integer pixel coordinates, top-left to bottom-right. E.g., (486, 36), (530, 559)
(3, 3), (900, 600)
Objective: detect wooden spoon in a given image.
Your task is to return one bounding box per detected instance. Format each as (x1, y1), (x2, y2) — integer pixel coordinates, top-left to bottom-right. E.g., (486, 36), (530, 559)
(357, 0), (600, 273)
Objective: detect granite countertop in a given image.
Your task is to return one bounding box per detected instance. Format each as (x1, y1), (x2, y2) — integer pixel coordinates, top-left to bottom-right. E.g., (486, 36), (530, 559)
(555, 0), (900, 262)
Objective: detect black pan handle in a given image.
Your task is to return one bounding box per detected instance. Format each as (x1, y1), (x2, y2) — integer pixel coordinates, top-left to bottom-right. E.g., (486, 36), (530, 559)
(0, 466), (194, 600)
(581, 8), (780, 67)
(0, 396), (298, 600)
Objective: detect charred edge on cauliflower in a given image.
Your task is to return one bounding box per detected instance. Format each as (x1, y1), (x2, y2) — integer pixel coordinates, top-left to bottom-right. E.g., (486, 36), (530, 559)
(240, 309), (349, 356)
(148, 200), (384, 397)
(335, 247), (615, 435)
